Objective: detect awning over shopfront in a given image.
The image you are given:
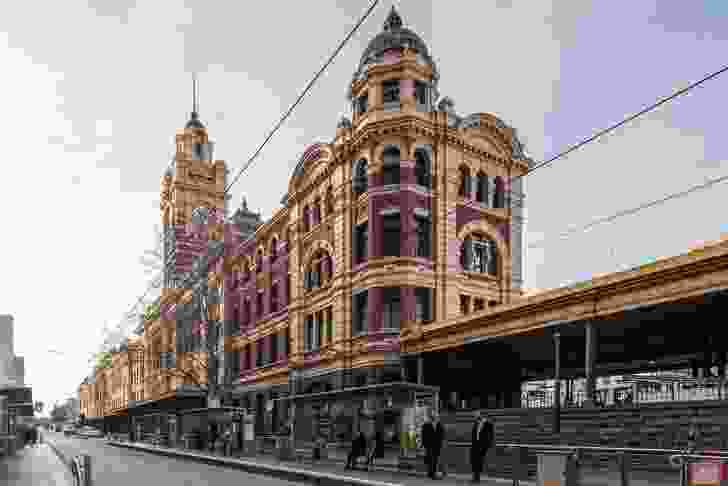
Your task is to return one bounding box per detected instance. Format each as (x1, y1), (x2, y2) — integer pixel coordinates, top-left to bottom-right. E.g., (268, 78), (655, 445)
(272, 381), (440, 403)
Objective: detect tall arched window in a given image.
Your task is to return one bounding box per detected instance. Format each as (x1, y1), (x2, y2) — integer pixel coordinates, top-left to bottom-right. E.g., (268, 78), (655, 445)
(461, 233), (498, 276)
(353, 159), (368, 195)
(326, 186), (334, 216)
(494, 176), (506, 208)
(382, 146), (400, 186)
(415, 149), (430, 188)
(303, 249), (332, 292)
(458, 166), (471, 197)
(270, 237), (278, 263)
(303, 205), (311, 233)
(313, 198), (322, 225)
(476, 172), (488, 204)
(256, 249), (263, 273)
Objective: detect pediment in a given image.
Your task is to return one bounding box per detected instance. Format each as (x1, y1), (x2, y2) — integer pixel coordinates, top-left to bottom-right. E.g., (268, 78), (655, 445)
(464, 133), (508, 157)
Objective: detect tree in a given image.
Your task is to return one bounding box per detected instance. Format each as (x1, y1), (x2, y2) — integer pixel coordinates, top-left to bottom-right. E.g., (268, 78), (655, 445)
(95, 351), (113, 369)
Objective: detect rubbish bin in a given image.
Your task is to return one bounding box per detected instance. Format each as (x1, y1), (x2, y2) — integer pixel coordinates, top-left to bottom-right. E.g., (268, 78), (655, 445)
(688, 450), (728, 486)
(537, 450), (578, 486)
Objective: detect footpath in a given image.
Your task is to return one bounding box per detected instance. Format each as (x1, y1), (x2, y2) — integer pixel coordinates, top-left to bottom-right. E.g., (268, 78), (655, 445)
(1, 443), (71, 486)
(105, 439), (684, 486)
(107, 439), (513, 486)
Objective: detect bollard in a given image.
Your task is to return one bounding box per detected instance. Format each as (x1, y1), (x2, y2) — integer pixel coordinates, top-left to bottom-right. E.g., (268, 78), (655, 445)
(618, 452), (631, 486)
(72, 454), (93, 486)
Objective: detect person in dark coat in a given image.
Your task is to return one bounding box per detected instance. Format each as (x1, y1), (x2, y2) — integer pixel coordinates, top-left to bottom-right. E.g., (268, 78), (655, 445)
(422, 411), (445, 479)
(345, 430), (367, 470)
(470, 411), (494, 483)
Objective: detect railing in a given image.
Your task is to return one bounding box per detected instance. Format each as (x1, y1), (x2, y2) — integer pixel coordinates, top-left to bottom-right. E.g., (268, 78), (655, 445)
(490, 443), (728, 486)
(521, 384), (728, 408)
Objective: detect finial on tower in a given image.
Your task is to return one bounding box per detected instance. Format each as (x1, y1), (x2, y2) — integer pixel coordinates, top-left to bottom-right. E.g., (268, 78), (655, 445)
(186, 72), (205, 129)
(383, 5), (403, 31)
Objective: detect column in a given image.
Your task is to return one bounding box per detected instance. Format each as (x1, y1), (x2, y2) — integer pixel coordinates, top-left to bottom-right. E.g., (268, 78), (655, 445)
(401, 287), (416, 327)
(553, 332), (561, 434)
(584, 321), (598, 407)
(417, 355), (424, 385)
(367, 288), (383, 334)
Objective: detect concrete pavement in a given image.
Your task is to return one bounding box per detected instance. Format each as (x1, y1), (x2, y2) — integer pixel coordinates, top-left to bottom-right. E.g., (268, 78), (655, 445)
(1, 442), (71, 486)
(45, 431), (329, 486)
(104, 438), (685, 486)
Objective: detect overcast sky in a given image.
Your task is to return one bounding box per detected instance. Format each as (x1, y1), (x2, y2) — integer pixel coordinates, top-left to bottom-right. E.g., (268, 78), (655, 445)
(0, 0), (725, 412)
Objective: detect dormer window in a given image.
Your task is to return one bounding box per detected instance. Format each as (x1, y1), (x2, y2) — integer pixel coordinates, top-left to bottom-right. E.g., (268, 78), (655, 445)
(383, 79), (400, 103)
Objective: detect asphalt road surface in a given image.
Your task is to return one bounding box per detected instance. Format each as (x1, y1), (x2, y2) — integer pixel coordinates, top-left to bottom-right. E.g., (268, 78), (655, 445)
(46, 431), (306, 486)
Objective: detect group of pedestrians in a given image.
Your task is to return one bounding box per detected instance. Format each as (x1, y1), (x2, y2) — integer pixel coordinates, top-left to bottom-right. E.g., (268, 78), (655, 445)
(345, 410), (495, 483)
(24, 425), (43, 447)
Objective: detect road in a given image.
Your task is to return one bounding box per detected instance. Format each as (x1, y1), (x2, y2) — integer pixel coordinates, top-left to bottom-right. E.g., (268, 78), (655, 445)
(45, 431), (305, 486)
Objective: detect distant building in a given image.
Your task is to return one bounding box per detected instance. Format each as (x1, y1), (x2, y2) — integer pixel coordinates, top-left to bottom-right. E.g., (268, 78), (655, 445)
(0, 315), (24, 387)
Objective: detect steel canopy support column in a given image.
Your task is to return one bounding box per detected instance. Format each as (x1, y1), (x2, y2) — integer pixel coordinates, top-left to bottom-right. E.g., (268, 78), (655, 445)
(585, 321), (598, 407)
(417, 354), (424, 385)
(553, 332), (561, 435)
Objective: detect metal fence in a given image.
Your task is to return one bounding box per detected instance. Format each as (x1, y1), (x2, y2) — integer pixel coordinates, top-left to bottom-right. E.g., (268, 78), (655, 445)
(521, 383), (728, 408)
(493, 442), (728, 486)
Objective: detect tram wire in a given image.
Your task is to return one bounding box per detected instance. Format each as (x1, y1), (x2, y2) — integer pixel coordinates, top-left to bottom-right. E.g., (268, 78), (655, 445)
(102, 18), (728, 356)
(93, 0), (381, 354)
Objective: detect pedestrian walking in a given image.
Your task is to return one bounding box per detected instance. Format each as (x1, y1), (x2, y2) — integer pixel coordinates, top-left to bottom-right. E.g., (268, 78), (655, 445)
(422, 411), (445, 479)
(470, 411), (494, 484)
(345, 429), (367, 470)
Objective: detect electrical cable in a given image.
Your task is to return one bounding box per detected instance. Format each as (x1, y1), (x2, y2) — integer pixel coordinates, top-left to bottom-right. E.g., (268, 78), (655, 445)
(528, 172), (728, 249)
(514, 63), (728, 181)
(94, 0), (380, 353)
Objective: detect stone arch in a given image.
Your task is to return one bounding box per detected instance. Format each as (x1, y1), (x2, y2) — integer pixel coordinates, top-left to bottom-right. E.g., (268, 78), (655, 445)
(301, 240), (335, 270)
(457, 219), (509, 277)
(373, 140), (404, 165)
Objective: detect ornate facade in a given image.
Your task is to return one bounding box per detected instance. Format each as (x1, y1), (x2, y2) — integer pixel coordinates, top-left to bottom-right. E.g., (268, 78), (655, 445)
(79, 6), (533, 432)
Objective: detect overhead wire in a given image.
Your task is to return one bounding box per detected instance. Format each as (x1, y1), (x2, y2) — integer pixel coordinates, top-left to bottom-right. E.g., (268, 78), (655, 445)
(100, 15), (728, 360)
(94, 0), (381, 353)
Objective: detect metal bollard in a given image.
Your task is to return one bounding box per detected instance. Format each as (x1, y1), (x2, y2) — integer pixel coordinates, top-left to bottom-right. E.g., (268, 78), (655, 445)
(72, 454), (93, 486)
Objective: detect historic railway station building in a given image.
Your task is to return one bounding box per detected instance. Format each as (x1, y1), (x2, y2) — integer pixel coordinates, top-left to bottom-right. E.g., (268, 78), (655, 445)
(79, 6), (728, 470)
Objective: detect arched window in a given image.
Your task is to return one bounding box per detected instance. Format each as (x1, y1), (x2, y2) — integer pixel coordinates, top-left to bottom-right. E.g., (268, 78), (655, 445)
(326, 186), (334, 216)
(303, 205), (311, 233)
(476, 172), (488, 204)
(313, 198), (322, 225)
(461, 233), (498, 276)
(270, 238), (278, 263)
(458, 166), (471, 197)
(303, 249), (332, 292)
(494, 176), (506, 208)
(353, 159), (368, 195)
(242, 260), (251, 282)
(415, 149), (430, 188)
(256, 249), (263, 273)
(270, 283), (279, 313)
(382, 147), (400, 185)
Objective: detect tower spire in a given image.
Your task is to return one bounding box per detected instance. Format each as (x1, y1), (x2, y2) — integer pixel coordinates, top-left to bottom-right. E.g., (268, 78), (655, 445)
(186, 72), (205, 129)
(192, 72), (199, 118)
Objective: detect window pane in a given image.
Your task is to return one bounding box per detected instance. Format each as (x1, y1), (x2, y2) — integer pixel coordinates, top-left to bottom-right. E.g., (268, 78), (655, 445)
(383, 80), (400, 103)
(383, 216), (401, 257)
(383, 165), (400, 185)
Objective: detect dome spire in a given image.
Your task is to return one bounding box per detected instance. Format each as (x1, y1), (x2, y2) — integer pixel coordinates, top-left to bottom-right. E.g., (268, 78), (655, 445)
(383, 5), (403, 31)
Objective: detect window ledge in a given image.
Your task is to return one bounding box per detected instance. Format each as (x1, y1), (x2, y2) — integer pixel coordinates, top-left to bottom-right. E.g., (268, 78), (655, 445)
(463, 270), (499, 281)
